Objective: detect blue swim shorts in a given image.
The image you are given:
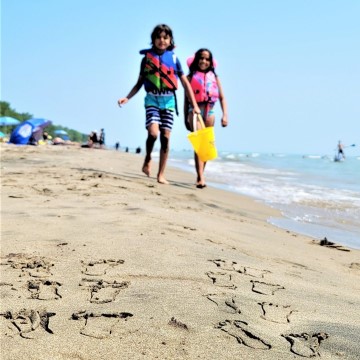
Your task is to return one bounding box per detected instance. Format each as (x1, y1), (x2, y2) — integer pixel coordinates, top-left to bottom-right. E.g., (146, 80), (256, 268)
(188, 102), (215, 118)
(144, 93), (175, 110)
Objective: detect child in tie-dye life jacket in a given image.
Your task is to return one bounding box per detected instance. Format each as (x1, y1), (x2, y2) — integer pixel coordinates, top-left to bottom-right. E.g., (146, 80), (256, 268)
(184, 48), (228, 188)
(118, 24), (200, 184)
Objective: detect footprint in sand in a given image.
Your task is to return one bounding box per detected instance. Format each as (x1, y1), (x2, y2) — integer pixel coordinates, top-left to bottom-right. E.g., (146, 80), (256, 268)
(217, 320), (271, 350)
(27, 280), (62, 300)
(210, 259), (271, 278)
(206, 271), (236, 289)
(258, 302), (296, 324)
(0, 309), (55, 339)
(250, 280), (285, 295)
(71, 311), (133, 339)
(210, 259), (237, 271)
(168, 317), (189, 331)
(81, 259), (125, 276)
(235, 266), (271, 279)
(80, 172), (105, 181)
(349, 262), (360, 271)
(79, 278), (130, 303)
(206, 293), (242, 314)
(281, 332), (329, 357)
(31, 186), (53, 196)
(205, 293), (296, 324)
(2, 253), (54, 278)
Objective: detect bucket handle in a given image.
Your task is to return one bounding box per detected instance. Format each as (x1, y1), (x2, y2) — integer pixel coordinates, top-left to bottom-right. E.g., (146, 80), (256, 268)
(192, 114), (206, 132)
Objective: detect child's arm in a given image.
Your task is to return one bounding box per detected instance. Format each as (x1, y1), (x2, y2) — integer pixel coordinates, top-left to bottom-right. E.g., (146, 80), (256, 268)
(118, 75), (144, 106)
(180, 74), (200, 114)
(183, 86), (192, 131)
(183, 97), (192, 131)
(216, 77), (228, 127)
(184, 95), (190, 119)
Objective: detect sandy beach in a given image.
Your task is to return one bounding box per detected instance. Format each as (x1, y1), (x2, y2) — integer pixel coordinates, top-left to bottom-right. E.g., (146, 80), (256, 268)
(1, 143), (359, 359)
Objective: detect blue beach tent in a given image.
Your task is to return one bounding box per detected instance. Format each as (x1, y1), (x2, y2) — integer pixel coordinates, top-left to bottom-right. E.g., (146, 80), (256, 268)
(9, 118), (52, 145)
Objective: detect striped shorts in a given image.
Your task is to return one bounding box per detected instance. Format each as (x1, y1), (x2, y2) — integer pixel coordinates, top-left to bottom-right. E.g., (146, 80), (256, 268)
(145, 106), (174, 131)
(144, 93), (175, 131)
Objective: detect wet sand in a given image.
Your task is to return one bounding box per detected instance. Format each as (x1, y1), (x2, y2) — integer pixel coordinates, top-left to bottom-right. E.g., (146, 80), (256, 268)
(1, 143), (359, 359)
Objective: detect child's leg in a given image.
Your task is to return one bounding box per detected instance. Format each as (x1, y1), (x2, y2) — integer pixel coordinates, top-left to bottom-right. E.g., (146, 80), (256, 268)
(156, 108), (174, 184)
(157, 129), (170, 184)
(143, 123), (159, 177)
(194, 153), (206, 187)
(192, 110), (215, 188)
(187, 111), (206, 187)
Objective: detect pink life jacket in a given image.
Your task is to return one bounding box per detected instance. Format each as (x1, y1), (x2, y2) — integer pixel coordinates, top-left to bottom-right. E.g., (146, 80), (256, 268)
(189, 71), (219, 104)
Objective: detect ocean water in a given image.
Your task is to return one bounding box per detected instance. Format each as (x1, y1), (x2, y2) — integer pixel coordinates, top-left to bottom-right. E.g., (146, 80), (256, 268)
(168, 150), (360, 250)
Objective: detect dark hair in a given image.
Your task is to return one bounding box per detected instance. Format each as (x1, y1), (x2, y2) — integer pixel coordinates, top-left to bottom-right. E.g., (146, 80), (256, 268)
(189, 48), (216, 74)
(150, 24), (175, 50)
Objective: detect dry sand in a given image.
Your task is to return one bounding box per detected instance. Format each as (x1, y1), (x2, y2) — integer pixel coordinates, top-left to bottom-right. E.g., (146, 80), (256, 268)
(1, 143), (359, 359)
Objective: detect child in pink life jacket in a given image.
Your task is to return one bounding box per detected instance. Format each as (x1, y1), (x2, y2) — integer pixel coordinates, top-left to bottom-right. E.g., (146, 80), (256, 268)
(118, 24), (200, 184)
(184, 48), (228, 188)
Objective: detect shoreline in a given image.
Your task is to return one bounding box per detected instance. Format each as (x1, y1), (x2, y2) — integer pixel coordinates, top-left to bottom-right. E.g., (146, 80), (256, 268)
(1, 144), (359, 359)
(167, 153), (360, 251)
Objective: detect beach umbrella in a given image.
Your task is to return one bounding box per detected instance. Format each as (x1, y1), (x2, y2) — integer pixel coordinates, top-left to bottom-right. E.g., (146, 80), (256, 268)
(54, 129), (68, 135)
(0, 116), (21, 126)
(54, 129), (70, 140)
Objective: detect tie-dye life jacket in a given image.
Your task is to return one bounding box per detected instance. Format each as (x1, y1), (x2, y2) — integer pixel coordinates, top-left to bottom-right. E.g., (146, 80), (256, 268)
(189, 70), (219, 104)
(140, 49), (179, 94)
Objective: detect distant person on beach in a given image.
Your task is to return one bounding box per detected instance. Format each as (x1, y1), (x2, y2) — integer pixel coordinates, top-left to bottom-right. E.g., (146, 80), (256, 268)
(53, 137), (65, 145)
(117, 24), (200, 184)
(89, 130), (99, 148)
(337, 140), (345, 159)
(136, 146), (141, 154)
(115, 142), (120, 151)
(99, 128), (105, 148)
(184, 48), (228, 188)
(82, 131), (98, 148)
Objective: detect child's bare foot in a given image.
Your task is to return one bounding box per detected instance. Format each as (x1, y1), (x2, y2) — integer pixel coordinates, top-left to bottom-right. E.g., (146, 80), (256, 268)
(142, 161), (151, 177)
(157, 175), (169, 184)
(196, 176), (206, 188)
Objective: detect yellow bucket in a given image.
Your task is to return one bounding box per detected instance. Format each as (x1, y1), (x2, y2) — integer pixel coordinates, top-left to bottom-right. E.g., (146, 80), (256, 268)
(187, 115), (218, 162)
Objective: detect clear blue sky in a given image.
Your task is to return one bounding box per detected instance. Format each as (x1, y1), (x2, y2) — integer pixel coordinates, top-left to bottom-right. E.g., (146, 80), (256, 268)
(2, 0), (359, 155)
